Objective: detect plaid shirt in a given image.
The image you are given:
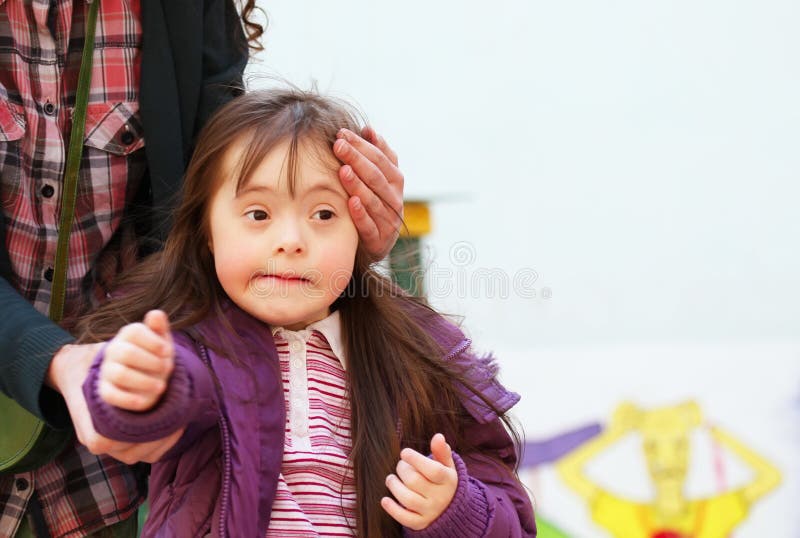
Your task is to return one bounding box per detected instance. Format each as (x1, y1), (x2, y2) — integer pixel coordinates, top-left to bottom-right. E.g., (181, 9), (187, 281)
(0, 0), (147, 536)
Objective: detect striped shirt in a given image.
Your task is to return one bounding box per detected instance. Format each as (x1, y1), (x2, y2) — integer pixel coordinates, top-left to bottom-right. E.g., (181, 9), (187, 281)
(268, 311), (357, 537)
(0, 0), (146, 536)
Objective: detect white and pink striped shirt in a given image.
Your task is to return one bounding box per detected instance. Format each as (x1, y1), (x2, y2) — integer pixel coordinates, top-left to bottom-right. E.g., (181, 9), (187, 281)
(267, 311), (357, 537)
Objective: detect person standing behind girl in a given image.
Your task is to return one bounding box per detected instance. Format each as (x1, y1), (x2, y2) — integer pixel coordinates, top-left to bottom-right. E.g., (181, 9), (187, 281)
(75, 88), (536, 537)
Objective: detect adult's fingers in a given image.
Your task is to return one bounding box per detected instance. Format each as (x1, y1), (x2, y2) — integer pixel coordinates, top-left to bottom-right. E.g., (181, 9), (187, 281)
(107, 428), (185, 464)
(361, 125), (398, 166)
(334, 129), (404, 209)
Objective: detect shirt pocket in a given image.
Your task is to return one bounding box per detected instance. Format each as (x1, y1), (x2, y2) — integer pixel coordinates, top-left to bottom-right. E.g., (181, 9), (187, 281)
(0, 100), (27, 209)
(83, 101), (145, 156)
(78, 101), (146, 222)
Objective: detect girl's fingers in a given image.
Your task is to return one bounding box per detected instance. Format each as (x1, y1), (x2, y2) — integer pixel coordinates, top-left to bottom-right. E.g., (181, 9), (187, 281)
(396, 458), (428, 493)
(143, 310), (173, 349)
(101, 360), (166, 395)
(97, 379), (159, 412)
(380, 496), (425, 530)
(400, 447), (452, 485)
(385, 473), (425, 513)
(430, 433), (455, 469)
(105, 341), (172, 377)
(115, 322), (172, 361)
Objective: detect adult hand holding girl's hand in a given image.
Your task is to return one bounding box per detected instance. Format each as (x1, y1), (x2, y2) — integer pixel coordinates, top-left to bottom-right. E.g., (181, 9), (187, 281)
(98, 310), (174, 412)
(381, 433), (458, 531)
(333, 126), (404, 261)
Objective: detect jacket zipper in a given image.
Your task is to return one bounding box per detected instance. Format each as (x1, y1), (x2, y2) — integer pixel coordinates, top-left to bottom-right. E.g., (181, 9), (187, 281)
(199, 344), (232, 538)
(445, 338), (471, 361)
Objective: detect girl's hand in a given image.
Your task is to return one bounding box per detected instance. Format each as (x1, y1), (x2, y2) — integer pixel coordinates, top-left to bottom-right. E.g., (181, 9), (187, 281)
(381, 433), (458, 531)
(333, 126), (404, 261)
(98, 310), (174, 412)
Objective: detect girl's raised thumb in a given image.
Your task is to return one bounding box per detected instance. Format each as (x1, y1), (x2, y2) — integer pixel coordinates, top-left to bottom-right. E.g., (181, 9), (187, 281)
(144, 310), (172, 342)
(430, 433), (454, 468)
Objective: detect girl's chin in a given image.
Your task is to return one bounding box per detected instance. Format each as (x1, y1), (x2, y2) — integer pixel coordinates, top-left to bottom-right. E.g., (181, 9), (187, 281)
(253, 308), (331, 331)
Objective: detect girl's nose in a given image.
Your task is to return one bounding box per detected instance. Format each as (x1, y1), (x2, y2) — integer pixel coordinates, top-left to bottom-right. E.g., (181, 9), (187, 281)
(277, 242), (303, 254)
(274, 223), (305, 255)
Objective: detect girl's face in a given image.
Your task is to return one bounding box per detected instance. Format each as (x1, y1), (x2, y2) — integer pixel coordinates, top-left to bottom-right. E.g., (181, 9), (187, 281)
(207, 138), (359, 330)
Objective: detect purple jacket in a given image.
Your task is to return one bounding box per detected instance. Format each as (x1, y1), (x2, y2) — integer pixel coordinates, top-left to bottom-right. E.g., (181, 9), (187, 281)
(84, 301), (536, 537)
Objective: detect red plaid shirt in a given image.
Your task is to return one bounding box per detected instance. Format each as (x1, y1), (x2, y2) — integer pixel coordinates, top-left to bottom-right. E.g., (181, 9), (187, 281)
(0, 0), (146, 535)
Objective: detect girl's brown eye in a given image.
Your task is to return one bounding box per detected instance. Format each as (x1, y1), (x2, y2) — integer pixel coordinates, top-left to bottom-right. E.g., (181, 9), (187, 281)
(246, 209), (268, 221)
(314, 209), (334, 221)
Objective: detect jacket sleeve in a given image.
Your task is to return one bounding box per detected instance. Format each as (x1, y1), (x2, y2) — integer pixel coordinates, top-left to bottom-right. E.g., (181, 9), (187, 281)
(82, 331), (218, 443)
(404, 418), (537, 538)
(195, 0), (247, 134)
(0, 277), (74, 427)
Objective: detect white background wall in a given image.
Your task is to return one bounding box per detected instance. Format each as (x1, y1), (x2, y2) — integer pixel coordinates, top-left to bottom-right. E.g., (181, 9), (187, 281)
(246, 2), (800, 536)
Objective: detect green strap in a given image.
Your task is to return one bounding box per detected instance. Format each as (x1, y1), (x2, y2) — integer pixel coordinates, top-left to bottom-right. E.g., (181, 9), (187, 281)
(49, 0), (99, 322)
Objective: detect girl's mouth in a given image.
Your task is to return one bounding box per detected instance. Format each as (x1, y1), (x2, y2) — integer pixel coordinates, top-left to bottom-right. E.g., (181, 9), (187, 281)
(255, 273), (310, 284)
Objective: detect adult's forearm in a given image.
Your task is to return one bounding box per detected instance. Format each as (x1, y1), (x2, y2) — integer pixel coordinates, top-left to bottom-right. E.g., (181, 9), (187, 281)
(0, 277), (74, 426)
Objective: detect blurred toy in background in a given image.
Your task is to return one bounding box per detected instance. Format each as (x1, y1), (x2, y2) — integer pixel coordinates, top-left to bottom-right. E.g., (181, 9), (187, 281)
(556, 401), (781, 538)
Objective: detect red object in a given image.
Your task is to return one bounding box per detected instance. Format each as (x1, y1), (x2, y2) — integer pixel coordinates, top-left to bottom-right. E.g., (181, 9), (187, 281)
(652, 531), (686, 538)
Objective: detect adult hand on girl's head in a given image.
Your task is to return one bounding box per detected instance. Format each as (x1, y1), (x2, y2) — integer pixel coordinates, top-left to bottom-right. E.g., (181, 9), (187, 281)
(98, 310), (174, 413)
(381, 433), (458, 531)
(333, 126), (404, 261)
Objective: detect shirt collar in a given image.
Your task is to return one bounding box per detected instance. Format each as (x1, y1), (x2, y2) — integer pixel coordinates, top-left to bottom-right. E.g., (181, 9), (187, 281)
(271, 310), (347, 369)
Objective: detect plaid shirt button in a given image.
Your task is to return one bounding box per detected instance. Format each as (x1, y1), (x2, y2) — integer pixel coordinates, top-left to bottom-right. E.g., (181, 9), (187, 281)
(41, 184), (55, 198)
(15, 478), (29, 491)
(44, 267), (54, 282)
(43, 102), (56, 116)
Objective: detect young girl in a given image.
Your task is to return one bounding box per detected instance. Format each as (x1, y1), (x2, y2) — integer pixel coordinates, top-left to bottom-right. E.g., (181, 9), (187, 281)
(77, 89), (536, 537)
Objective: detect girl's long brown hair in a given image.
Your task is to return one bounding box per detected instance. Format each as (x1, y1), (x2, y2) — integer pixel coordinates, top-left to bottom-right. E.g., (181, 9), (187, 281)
(76, 88), (520, 537)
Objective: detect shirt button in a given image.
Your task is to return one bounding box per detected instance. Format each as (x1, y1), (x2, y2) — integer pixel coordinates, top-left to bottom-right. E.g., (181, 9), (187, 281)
(41, 184), (55, 198)
(290, 341), (303, 353)
(43, 101), (56, 116)
(290, 358), (303, 369)
(15, 478), (29, 491)
(120, 130), (135, 145)
(44, 267), (54, 281)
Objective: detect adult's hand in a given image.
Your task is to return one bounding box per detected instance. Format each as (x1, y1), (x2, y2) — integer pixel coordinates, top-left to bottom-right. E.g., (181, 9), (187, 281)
(47, 342), (183, 464)
(334, 126), (404, 261)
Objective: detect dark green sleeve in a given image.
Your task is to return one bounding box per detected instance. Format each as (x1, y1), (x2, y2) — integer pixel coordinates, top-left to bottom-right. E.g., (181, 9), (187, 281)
(0, 277), (74, 429)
